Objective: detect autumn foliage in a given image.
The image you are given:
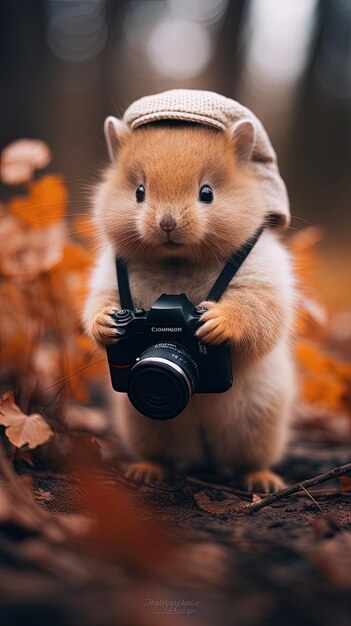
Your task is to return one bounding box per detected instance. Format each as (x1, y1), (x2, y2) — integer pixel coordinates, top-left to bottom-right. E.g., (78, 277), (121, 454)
(290, 227), (351, 422)
(0, 139), (106, 454)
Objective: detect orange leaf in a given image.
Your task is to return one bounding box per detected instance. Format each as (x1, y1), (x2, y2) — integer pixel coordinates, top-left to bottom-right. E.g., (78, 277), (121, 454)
(0, 391), (53, 449)
(53, 242), (92, 273)
(9, 174), (67, 229)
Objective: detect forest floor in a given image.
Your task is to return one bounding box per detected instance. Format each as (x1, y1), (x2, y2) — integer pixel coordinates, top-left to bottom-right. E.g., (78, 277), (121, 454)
(0, 417), (350, 626)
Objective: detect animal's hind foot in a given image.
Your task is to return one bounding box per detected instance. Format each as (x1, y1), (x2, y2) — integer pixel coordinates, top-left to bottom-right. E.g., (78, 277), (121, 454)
(242, 469), (286, 494)
(123, 461), (167, 484)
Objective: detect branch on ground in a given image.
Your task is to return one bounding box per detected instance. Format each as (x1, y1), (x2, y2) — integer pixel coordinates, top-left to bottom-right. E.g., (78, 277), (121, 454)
(245, 462), (351, 513)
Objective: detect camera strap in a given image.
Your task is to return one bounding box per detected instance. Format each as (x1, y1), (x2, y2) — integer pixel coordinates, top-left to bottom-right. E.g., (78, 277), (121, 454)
(205, 225), (264, 302)
(116, 258), (134, 310)
(115, 224), (265, 308)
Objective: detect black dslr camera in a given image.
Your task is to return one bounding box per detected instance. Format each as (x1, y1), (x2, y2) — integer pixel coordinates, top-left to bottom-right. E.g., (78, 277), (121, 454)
(106, 294), (233, 420)
(106, 226), (263, 420)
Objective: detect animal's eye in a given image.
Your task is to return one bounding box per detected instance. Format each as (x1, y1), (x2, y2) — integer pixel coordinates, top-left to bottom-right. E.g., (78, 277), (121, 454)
(136, 185), (145, 203)
(199, 185), (213, 203)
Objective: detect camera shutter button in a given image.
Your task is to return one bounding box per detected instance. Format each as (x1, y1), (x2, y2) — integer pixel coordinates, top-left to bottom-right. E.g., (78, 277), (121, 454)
(194, 306), (208, 316)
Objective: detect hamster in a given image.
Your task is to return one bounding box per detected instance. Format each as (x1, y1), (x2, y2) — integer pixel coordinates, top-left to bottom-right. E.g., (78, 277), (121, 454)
(83, 117), (296, 492)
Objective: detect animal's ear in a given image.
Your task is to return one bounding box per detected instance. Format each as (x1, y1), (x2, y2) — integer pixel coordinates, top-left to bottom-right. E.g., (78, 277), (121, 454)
(228, 119), (255, 162)
(104, 116), (130, 161)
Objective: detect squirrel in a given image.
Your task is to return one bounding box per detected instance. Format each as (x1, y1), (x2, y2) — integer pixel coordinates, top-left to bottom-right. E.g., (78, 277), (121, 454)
(83, 92), (296, 493)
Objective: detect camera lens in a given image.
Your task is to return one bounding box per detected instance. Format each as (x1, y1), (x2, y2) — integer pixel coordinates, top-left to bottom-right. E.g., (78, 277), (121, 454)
(128, 343), (199, 419)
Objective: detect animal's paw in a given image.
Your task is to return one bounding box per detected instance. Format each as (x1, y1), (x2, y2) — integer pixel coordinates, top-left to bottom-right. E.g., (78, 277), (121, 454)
(123, 461), (167, 485)
(90, 306), (121, 346)
(242, 469), (286, 494)
(195, 300), (243, 345)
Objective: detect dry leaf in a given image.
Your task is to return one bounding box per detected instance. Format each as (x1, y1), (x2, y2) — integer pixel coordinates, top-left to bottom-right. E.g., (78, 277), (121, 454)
(296, 342), (351, 415)
(1, 139), (51, 186)
(193, 489), (238, 515)
(1, 138), (51, 169)
(0, 391), (53, 449)
(1, 162), (33, 186)
(0, 212), (64, 280)
(9, 174), (67, 228)
(339, 476), (351, 493)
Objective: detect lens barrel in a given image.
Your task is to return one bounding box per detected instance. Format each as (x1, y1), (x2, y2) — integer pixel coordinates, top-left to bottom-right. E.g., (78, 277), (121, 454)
(128, 342), (199, 419)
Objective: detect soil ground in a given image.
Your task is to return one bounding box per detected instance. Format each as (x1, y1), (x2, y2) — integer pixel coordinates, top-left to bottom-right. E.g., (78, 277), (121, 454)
(0, 421), (350, 626)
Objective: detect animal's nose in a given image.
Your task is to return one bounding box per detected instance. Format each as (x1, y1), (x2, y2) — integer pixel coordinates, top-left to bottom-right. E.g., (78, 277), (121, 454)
(159, 214), (177, 232)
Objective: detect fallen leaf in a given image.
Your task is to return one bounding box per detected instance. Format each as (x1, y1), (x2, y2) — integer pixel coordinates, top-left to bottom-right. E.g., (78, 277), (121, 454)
(193, 489), (238, 515)
(339, 476), (351, 493)
(0, 391), (53, 449)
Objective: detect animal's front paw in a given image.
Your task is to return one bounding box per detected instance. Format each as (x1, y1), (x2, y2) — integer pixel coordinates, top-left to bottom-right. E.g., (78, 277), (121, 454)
(242, 469), (286, 494)
(195, 300), (244, 345)
(123, 461), (167, 484)
(90, 306), (121, 346)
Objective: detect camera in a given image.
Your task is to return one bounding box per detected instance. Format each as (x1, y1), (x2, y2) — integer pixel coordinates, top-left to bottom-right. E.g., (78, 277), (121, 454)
(106, 294), (233, 420)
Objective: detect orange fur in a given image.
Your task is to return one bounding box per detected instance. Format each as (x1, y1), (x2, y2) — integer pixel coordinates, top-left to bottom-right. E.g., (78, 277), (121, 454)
(93, 124), (263, 265)
(84, 122), (296, 492)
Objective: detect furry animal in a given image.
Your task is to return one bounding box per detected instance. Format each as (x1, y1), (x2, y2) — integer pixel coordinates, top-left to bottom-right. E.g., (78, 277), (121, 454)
(83, 116), (296, 492)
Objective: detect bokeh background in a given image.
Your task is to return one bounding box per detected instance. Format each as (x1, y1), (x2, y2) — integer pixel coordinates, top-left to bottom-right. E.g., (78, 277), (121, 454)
(1, 0), (350, 307)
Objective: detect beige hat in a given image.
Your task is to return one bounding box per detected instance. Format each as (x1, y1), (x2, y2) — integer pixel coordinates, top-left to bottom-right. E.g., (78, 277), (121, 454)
(123, 89), (290, 228)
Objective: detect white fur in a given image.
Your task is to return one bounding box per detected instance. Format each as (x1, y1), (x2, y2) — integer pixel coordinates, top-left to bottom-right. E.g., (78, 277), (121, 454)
(85, 229), (296, 474)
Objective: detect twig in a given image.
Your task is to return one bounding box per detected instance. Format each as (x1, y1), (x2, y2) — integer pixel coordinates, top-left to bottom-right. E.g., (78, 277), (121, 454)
(297, 483), (323, 512)
(245, 462), (351, 513)
(186, 475), (252, 499)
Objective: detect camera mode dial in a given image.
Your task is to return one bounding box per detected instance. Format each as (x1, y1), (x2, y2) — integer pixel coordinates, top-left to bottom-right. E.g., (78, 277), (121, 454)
(115, 309), (132, 322)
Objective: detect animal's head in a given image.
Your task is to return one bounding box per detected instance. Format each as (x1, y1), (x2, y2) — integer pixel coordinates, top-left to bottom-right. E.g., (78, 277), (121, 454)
(94, 113), (285, 264)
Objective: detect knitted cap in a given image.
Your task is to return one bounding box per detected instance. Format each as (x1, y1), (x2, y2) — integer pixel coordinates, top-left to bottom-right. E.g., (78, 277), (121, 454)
(123, 89), (290, 228)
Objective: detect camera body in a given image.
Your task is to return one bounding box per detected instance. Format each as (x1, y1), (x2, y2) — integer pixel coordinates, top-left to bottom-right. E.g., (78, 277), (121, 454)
(106, 294), (233, 419)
